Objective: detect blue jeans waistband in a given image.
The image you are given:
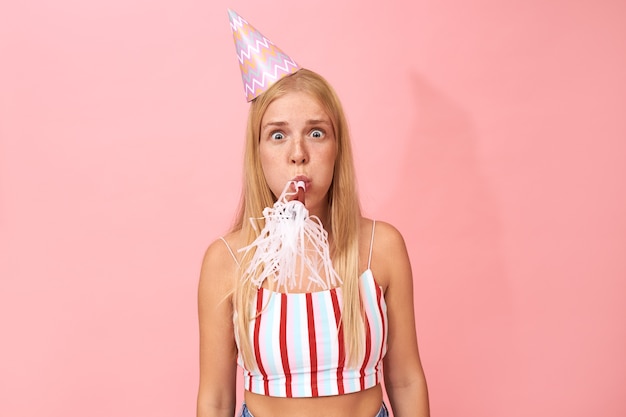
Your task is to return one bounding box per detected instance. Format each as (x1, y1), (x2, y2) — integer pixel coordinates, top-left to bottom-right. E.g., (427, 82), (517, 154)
(240, 402), (388, 417)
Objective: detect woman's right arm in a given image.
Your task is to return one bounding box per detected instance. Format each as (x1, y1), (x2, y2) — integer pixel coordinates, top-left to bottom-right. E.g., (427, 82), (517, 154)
(197, 238), (239, 417)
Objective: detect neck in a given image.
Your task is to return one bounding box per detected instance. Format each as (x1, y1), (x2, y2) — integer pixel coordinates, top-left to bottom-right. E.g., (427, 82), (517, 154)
(306, 200), (331, 232)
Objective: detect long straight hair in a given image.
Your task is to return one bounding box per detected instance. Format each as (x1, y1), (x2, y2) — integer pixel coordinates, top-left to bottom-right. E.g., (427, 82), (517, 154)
(232, 69), (364, 368)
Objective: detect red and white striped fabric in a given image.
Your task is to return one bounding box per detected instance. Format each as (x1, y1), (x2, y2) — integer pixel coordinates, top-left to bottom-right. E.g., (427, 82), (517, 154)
(235, 269), (388, 398)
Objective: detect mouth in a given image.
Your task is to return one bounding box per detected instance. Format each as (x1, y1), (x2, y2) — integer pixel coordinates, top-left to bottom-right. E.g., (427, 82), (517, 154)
(291, 175), (311, 191)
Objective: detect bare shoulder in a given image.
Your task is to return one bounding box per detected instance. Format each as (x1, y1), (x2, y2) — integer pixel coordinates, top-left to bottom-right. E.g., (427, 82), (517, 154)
(360, 218), (411, 291)
(360, 218), (408, 259)
(198, 230), (243, 297)
(374, 220), (407, 248)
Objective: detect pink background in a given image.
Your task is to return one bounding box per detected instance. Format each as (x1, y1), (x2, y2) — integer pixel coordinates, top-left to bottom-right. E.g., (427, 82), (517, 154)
(1, 1), (625, 416)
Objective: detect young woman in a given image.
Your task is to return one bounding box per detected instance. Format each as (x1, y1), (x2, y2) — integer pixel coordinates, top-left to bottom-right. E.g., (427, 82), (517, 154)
(197, 12), (428, 417)
(197, 67), (429, 416)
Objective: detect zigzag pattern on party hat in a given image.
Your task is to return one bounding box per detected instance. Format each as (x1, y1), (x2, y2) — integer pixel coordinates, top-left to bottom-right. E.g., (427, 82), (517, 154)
(228, 9), (300, 101)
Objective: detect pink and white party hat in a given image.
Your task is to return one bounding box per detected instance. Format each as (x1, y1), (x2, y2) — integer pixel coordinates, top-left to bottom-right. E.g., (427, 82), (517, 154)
(228, 9), (300, 101)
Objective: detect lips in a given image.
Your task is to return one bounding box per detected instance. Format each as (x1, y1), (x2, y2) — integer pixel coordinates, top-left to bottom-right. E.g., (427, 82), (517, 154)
(289, 175), (310, 204)
(291, 175), (311, 192)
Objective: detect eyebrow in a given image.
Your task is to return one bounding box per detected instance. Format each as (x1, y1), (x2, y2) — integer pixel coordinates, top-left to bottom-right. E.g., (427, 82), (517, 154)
(262, 119), (332, 130)
(262, 121), (288, 128)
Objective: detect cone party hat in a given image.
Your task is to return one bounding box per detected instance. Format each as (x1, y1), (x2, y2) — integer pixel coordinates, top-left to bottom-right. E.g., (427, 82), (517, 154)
(228, 9), (300, 101)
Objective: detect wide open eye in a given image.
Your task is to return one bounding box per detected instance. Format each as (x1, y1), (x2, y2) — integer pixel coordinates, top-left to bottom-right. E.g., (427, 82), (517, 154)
(310, 129), (324, 139)
(271, 131), (285, 140)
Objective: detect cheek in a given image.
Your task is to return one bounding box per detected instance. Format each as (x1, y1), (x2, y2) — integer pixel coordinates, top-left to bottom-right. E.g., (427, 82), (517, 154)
(324, 148), (338, 174)
(259, 145), (274, 174)
(259, 146), (284, 193)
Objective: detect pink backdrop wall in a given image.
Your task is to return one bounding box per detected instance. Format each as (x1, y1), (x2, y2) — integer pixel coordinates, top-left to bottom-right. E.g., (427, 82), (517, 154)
(1, 1), (625, 416)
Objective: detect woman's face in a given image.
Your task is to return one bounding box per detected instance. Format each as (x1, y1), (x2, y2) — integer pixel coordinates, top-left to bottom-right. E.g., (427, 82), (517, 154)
(259, 90), (337, 219)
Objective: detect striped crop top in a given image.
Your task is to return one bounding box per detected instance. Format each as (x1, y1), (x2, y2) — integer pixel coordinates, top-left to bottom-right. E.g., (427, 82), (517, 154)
(222, 221), (388, 398)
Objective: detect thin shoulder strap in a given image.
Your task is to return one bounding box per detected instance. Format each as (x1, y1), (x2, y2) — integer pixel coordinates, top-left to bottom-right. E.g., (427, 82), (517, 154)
(367, 220), (376, 270)
(219, 237), (240, 267)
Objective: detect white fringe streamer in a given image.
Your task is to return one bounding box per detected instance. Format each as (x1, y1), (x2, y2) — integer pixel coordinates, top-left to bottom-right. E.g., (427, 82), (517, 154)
(239, 181), (341, 292)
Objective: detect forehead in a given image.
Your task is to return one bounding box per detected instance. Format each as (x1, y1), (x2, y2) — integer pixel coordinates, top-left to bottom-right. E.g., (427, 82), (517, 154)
(261, 91), (329, 124)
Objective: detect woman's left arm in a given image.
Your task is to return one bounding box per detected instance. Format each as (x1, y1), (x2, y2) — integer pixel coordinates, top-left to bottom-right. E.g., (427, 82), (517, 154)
(376, 222), (430, 417)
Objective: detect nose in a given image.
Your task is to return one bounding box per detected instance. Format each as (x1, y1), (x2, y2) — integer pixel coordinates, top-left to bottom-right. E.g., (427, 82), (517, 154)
(290, 137), (308, 165)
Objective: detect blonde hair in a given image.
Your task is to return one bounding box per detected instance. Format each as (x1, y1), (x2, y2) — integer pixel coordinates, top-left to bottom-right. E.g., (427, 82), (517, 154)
(232, 69), (364, 368)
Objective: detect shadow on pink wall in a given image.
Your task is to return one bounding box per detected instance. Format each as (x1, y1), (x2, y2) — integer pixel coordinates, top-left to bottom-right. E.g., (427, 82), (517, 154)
(379, 72), (520, 414)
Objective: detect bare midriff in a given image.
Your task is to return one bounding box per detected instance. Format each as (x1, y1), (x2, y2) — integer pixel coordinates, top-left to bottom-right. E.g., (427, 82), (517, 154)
(243, 384), (383, 417)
